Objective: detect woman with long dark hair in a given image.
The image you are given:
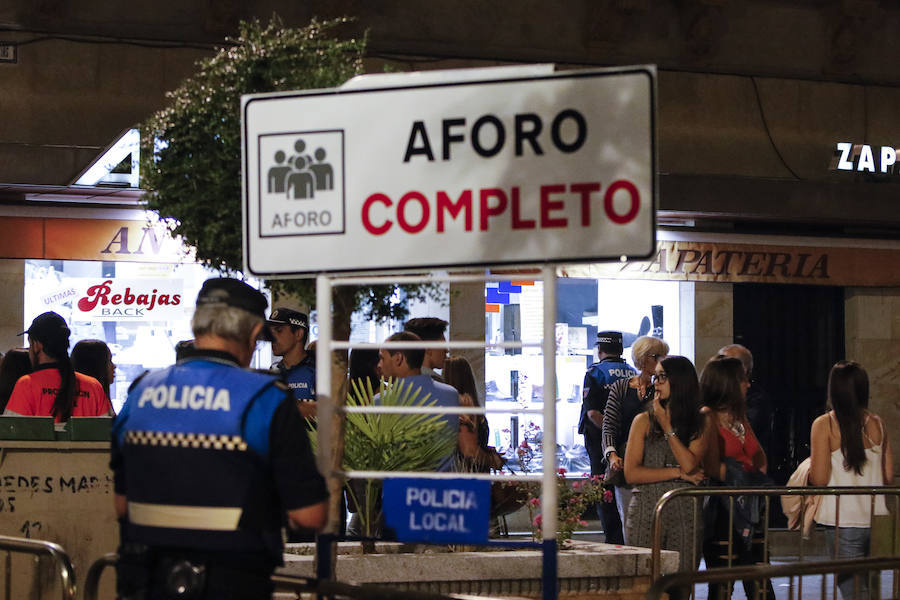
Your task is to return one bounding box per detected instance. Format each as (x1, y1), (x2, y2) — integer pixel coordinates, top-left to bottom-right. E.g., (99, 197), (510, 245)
(810, 361), (891, 600)
(443, 355), (503, 472)
(72, 339), (116, 401)
(4, 312), (112, 423)
(0, 348), (32, 412)
(624, 355), (709, 582)
(348, 348), (381, 397)
(701, 356), (774, 600)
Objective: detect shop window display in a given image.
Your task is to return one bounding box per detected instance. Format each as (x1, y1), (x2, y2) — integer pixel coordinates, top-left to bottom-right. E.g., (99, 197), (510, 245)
(24, 259), (272, 413)
(484, 278), (682, 473)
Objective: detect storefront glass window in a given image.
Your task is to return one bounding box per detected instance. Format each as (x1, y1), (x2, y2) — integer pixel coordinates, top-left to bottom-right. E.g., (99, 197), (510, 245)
(484, 278), (683, 473)
(24, 259), (272, 412)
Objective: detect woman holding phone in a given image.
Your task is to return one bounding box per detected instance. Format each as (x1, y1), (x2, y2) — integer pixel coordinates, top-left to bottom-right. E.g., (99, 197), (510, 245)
(624, 355), (710, 584)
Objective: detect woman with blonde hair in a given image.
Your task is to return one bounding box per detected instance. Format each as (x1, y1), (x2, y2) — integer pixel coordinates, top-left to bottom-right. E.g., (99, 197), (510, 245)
(602, 335), (669, 541)
(810, 361), (891, 600)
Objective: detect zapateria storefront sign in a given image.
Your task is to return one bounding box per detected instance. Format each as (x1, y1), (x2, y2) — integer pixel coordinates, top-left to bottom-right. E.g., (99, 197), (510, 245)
(563, 241), (900, 287)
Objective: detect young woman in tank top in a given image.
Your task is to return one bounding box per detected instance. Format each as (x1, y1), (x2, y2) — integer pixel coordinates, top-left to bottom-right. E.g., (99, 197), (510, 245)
(809, 360), (893, 600)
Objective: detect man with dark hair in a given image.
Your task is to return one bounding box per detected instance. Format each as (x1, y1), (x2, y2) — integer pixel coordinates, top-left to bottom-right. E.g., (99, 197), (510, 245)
(378, 331), (459, 471)
(402, 317), (449, 377)
(111, 278), (327, 599)
(6, 311), (112, 423)
(267, 308), (316, 419)
(578, 330), (637, 545)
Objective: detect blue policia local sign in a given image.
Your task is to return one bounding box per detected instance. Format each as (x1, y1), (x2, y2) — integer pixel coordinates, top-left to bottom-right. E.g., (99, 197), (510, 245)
(382, 478), (490, 545)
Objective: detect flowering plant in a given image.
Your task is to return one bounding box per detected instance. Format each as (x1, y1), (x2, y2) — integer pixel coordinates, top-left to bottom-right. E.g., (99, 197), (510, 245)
(520, 468), (612, 548)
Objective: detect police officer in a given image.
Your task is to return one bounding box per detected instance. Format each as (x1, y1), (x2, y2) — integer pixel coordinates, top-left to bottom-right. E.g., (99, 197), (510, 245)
(266, 308), (316, 420)
(111, 278), (327, 599)
(577, 330), (637, 545)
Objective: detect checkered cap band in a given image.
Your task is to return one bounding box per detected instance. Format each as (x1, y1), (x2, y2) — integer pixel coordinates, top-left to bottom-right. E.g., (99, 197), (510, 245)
(125, 430), (248, 452)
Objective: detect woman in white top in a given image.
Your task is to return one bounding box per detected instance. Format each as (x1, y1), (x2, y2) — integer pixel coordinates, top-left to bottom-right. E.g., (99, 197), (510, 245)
(809, 360), (893, 600)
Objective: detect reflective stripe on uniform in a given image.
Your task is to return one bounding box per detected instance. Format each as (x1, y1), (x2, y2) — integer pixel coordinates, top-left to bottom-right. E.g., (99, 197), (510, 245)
(128, 501), (243, 531)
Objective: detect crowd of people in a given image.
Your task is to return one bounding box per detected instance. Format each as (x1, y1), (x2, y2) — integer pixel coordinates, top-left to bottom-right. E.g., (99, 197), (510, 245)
(581, 329), (891, 600)
(0, 284), (891, 599)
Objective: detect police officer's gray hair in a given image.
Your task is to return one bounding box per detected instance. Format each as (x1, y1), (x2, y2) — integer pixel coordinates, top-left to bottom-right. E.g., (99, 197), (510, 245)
(192, 304), (263, 344)
(632, 336), (669, 370)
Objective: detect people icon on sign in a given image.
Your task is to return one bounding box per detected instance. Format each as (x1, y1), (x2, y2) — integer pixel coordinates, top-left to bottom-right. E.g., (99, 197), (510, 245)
(267, 151), (291, 194)
(309, 148), (334, 191)
(287, 156), (315, 199)
(268, 138), (335, 200)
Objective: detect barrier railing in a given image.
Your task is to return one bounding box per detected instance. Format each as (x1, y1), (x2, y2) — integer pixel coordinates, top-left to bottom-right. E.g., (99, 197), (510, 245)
(0, 534), (76, 600)
(646, 555), (900, 600)
(83, 552), (117, 600)
(315, 267), (561, 600)
(650, 486), (900, 598)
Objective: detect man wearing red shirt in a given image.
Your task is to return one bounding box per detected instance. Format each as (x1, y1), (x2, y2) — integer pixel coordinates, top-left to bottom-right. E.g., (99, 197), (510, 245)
(5, 311), (112, 423)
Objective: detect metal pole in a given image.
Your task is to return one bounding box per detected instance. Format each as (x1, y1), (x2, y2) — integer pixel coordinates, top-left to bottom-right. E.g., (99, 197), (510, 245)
(541, 264), (558, 600)
(315, 274), (335, 581)
(316, 274), (333, 476)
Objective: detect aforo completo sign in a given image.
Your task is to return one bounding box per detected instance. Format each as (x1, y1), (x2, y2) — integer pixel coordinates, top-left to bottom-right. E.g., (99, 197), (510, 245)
(242, 65), (656, 276)
(74, 279), (184, 320)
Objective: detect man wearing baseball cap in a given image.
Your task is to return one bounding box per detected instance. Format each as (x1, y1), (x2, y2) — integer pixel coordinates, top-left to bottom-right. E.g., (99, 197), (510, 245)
(111, 278), (327, 599)
(578, 330), (637, 545)
(266, 307), (316, 420)
(5, 311), (112, 423)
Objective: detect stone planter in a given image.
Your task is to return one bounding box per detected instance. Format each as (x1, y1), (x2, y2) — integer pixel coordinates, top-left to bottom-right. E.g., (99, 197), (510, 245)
(280, 540), (678, 599)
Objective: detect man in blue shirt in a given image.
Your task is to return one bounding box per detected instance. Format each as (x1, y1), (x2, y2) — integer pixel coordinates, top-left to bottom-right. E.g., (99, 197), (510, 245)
(267, 308), (316, 420)
(378, 331), (459, 472)
(403, 317), (449, 379)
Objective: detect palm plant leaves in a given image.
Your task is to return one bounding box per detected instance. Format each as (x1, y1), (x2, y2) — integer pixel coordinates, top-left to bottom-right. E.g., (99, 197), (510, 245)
(309, 376), (457, 473)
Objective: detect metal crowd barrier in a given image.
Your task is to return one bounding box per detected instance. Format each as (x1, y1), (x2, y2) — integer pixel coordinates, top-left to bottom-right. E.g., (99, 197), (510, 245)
(650, 486), (900, 598)
(646, 555), (900, 600)
(0, 534), (76, 600)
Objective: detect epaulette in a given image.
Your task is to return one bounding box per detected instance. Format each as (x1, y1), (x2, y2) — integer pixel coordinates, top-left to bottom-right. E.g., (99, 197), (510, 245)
(250, 367), (280, 377)
(126, 370), (150, 394)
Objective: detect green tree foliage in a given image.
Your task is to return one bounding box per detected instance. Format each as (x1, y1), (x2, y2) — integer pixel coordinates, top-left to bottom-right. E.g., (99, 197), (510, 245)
(140, 17), (441, 323)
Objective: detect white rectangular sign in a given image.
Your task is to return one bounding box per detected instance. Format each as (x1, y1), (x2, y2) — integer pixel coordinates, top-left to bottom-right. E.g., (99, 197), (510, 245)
(242, 66), (656, 277)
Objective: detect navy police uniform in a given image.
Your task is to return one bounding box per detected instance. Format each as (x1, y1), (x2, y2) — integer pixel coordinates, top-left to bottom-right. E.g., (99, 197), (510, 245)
(111, 279), (327, 600)
(578, 331), (636, 545)
(275, 355), (315, 403)
(578, 356), (638, 470)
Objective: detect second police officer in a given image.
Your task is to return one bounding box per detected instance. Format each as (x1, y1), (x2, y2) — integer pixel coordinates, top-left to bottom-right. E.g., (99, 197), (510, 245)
(577, 330), (637, 545)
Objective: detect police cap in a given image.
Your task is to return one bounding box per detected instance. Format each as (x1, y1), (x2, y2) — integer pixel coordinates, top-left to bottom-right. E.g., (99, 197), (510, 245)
(596, 330), (624, 355)
(195, 278), (268, 320)
(266, 307), (309, 329)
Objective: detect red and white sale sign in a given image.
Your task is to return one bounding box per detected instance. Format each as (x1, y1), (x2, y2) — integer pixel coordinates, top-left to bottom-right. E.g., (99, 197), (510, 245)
(242, 65), (656, 277)
(73, 278), (185, 321)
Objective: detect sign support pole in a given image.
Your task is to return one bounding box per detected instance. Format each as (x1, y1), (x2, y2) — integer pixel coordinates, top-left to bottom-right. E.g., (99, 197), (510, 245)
(541, 264), (558, 600)
(315, 274), (336, 580)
